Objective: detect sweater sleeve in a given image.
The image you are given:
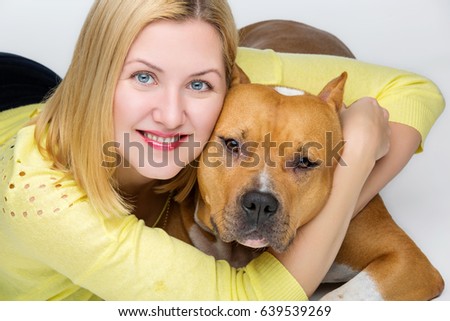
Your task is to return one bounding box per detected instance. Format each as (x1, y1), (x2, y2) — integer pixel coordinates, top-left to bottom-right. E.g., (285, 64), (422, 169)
(0, 125), (307, 301)
(236, 47), (445, 152)
(0, 104), (41, 145)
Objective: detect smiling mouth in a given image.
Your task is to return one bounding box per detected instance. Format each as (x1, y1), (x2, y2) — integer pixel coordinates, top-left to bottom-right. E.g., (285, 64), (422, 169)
(138, 130), (189, 150)
(143, 131), (181, 144)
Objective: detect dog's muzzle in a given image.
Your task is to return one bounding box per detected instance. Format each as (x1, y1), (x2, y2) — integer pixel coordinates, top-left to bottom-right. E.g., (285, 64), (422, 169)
(230, 191), (279, 249)
(241, 191), (279, 226)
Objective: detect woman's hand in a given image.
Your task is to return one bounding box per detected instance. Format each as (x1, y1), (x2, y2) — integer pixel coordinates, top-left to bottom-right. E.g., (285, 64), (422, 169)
(340, 97), (391, 163)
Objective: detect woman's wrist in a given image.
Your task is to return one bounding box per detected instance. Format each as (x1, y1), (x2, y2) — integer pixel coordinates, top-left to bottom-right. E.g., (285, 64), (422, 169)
(336, 144), (376, 190)
(352, 123), (421, 216)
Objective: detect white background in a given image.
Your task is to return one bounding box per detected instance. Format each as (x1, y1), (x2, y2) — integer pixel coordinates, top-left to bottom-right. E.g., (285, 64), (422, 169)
(1, 0), (449, 301)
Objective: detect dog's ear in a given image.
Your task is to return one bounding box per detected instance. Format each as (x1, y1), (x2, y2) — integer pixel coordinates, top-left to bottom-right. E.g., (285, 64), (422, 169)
(230, 64), (251, 87)
(318, 72), (347, 112)
(194, 195), (215, 234)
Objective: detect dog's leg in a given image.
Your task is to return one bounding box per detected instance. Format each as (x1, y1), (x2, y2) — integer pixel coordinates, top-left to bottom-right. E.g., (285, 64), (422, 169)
(320, 195), (444, 301)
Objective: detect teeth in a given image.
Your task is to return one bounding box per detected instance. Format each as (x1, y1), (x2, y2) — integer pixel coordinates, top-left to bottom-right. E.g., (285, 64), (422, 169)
(143, 132), (180, 144)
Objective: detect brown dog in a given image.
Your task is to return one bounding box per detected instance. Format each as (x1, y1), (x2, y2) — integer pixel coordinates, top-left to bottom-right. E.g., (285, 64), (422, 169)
(137, 20), (444, 300)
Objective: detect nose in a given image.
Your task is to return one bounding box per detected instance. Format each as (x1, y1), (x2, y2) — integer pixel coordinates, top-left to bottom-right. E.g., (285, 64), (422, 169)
(241, 191), (279, 226)
(152, 88), (186, 129)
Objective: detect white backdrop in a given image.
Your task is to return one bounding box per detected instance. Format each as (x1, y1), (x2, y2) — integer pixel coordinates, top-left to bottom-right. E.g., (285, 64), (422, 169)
(1, 0), (449, 300)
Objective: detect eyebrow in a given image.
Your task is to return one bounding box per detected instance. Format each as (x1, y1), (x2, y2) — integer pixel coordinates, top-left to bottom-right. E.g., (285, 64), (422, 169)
(125, 58), (223, 79)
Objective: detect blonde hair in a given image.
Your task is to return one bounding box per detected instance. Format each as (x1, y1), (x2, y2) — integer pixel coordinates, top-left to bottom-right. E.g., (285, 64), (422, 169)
(34, 0), (238, 217)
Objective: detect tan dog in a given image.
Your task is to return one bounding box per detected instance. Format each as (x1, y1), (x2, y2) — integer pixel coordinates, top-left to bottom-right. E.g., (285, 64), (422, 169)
(137, 20), (444, 300)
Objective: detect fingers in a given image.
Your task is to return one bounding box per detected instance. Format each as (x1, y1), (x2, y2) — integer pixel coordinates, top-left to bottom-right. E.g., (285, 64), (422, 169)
(341, 97), (391, 162)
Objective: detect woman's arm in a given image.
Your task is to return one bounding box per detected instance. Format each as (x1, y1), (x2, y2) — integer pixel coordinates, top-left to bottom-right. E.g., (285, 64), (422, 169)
(354, 121), (421, 216)
(272, 97), (391, 297)
(236, 47), (445, 152)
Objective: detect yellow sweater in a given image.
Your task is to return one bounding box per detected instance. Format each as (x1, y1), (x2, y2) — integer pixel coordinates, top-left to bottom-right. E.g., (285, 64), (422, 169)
(0, 48), (445, 300)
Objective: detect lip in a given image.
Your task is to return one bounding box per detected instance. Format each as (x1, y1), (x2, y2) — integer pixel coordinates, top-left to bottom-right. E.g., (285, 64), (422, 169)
(237, 231), (269, 248)
(138, 130), (189, 151)
(239, 237), (269, 249)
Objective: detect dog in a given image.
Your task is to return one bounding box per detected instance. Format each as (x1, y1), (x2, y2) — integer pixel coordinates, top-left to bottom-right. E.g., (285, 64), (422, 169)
(137, 20), (444, 300)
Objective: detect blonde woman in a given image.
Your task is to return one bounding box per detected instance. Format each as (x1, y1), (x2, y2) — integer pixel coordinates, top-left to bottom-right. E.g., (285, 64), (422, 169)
(0, 0), (443, 300)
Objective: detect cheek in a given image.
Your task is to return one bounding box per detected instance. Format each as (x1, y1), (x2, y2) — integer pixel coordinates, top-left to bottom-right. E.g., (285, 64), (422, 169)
(192, 98), (224, 139)
(187, 101), (223, 162)
(113, 84), (130, 125)
(113, 83), (147, 129)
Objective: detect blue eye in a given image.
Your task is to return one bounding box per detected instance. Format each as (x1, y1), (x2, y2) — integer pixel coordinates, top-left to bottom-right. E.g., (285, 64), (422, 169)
(189, 80), (211, 91)
(134, 72), (155, 85)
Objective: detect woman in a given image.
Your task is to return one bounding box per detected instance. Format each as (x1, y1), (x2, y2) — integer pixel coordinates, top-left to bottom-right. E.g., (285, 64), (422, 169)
(0, 0), (443, 300)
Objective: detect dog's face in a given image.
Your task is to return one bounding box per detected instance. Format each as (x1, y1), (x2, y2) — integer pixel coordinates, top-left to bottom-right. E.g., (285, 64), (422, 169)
(196, 71), (346, 252)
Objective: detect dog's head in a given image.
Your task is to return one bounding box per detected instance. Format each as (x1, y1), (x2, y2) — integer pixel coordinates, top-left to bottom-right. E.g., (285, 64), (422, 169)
(195, 66), (347, 252)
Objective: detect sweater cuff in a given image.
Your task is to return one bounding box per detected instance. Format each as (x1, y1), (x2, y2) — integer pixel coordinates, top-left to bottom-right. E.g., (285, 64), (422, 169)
(380, 96), (444, 153)
(246, 252), (308, 301)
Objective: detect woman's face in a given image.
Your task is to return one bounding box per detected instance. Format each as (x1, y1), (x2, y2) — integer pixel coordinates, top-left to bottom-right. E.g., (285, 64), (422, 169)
(114, 19), (227, 184)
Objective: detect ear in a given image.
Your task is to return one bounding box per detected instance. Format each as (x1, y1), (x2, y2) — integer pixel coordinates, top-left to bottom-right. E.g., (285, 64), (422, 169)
(230, 64), (251, 87)
(194, 194), (215, 234)
(318, 72), (347, 112)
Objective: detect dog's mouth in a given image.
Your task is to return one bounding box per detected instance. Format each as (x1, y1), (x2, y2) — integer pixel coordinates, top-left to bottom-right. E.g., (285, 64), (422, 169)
(237, 232), (269, 249)
(212, 196), (292, 252)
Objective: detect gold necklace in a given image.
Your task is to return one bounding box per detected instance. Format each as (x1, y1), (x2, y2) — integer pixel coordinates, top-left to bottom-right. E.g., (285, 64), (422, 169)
(152, 191), (173, 228)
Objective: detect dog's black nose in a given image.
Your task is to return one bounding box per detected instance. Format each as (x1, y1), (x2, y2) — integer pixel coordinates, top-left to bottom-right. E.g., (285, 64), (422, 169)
(241, 191), (279, 225)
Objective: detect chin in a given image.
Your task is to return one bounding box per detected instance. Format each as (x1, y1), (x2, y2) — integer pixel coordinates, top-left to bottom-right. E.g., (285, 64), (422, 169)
(140, 166), (184, 180)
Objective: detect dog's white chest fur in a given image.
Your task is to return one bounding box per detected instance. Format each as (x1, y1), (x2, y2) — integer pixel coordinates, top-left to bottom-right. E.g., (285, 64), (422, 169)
(273, 86), (305, 96)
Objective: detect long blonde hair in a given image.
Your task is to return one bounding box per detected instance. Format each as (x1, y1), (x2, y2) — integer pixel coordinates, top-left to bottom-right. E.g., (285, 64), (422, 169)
(34, 0), (238, 217)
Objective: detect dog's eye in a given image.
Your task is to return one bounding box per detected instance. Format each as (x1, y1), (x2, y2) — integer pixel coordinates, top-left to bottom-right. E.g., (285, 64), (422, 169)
(288, 156), (320, 171)
(222, 138), (240, 155)
(297, 157), (319, 170)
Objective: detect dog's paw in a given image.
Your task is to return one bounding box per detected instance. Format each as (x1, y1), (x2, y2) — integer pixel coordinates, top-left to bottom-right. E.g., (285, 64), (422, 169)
(319, 272), (384, 301)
